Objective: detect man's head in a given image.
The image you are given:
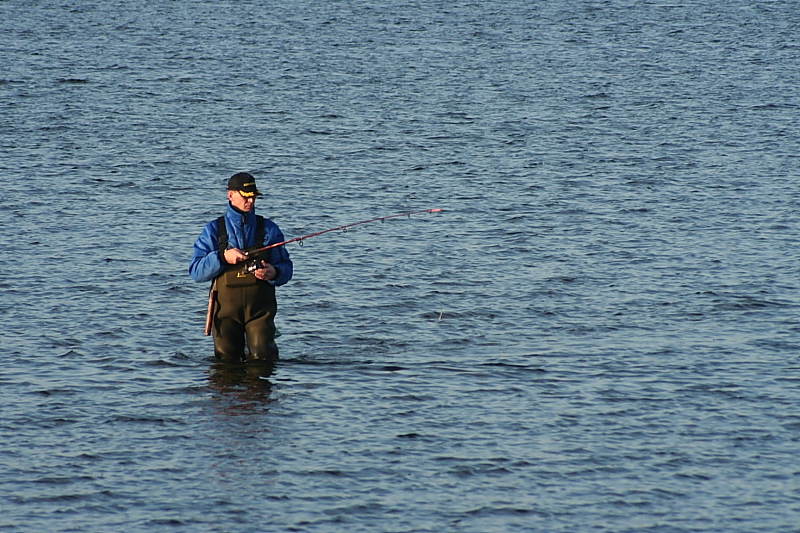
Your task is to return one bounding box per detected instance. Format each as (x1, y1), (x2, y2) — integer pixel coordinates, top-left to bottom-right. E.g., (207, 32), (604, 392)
(226, 172), (262, 212)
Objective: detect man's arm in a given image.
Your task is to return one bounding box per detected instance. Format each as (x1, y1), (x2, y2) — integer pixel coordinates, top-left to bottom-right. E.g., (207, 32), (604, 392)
(189, 220), (227, 283)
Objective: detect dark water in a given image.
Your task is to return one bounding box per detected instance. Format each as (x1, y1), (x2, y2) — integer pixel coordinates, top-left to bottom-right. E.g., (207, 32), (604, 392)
(2, 1), (800, 531)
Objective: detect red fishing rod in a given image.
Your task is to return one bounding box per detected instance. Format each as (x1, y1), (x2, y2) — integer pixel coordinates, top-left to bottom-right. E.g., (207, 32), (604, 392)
(206, 208), (442, 335)
(245, 208), (442, 257)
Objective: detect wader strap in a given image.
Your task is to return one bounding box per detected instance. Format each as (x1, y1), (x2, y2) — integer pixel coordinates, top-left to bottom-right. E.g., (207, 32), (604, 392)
(216, 216), (228, 257)
(212, 216), (228, 302)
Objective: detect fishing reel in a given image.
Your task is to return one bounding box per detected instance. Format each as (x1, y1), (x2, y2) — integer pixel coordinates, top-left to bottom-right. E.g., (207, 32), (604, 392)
(244, 258), (268, 274)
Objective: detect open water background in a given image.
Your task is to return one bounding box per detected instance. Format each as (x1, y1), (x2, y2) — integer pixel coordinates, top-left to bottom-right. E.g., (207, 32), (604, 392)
(2, 1), (800, 531)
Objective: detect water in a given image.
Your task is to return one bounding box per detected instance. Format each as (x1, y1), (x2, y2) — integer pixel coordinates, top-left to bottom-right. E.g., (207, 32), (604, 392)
(2, 1), (799, 531)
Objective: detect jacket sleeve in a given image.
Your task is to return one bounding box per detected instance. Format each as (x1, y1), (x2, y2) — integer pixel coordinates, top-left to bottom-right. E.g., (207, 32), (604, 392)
(265, 224), (293, 287)
(189, 220), (226, 283)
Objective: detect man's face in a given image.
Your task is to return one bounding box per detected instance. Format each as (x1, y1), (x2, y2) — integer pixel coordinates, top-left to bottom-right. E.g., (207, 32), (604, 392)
(228, 190), (256, 212)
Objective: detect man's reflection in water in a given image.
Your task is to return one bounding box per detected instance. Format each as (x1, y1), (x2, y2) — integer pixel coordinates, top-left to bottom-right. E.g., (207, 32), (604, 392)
(206, 359), (276, 412)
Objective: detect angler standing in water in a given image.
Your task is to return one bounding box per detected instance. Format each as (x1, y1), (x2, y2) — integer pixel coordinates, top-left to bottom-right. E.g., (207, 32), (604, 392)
(189, 172), (293, 364)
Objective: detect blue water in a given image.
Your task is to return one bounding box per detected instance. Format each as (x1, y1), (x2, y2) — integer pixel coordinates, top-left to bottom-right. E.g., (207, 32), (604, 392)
(2, 1), (799, 531)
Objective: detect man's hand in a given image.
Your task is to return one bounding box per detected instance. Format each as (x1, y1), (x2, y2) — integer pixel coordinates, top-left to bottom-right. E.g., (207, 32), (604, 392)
(253, 261), (276, 281)
(223, 248), (249, 264)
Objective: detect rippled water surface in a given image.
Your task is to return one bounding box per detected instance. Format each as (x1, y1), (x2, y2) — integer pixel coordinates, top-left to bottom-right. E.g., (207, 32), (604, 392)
(2, 1), (799, 531)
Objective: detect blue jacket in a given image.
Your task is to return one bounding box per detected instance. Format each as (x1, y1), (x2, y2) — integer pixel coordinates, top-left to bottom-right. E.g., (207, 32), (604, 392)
(189, 203), (293, 286)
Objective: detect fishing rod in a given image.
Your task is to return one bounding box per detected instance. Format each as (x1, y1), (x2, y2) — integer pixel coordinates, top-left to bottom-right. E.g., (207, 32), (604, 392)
(245, 208), (441, 261)
(206, 208), (442, 335)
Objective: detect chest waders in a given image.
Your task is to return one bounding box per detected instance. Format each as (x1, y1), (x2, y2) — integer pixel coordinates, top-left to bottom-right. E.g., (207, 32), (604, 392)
(211, 215), (279, 363)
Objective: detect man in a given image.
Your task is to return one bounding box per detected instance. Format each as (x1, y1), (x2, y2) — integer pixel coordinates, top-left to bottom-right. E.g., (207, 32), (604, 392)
(189, 172), (293, 363)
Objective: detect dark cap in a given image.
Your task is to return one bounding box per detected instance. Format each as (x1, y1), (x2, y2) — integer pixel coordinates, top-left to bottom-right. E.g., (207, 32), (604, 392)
(227, 172), (262, 198)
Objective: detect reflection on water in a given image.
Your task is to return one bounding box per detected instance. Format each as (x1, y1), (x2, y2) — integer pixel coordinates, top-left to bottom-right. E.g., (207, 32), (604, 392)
(206, 360), (276, 413)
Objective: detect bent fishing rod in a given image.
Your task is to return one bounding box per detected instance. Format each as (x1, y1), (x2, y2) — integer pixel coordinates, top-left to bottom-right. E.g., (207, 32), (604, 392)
(245, 208), (442, 258)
